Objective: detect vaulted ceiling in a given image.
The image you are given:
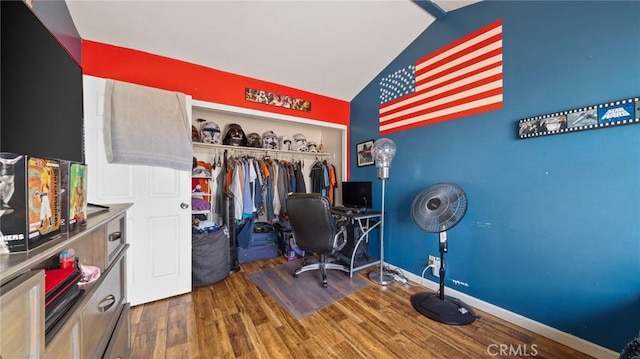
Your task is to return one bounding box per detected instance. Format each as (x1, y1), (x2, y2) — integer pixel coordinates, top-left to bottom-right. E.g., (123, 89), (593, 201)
(66, 0), (480, 101)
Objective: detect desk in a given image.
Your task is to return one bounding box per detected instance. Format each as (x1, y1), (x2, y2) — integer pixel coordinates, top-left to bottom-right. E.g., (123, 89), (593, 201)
(332, 209), (382, 277)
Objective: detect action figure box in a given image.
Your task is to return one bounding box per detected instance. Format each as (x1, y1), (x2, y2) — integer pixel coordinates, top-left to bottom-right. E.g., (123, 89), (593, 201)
(60, 161), (87, 234)
(0, 153), (62, 252)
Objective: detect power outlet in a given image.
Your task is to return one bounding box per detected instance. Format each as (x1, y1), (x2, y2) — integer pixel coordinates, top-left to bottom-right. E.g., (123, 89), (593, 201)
(428, 255), (436, 266)
(432, 257), (441, 277)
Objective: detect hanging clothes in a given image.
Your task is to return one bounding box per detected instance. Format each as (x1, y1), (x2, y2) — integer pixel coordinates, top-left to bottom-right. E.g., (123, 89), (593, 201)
(241, 158), (253, 217)
(229, 160), (243, 220)
(276, 161), (289, 216)
(260, 159), (272, 219)
(309, 159), (330, 196)
(253, 159), (265, 216)
(322, 161), (330, 197)
(294, 160), (306, 193)
(328, 163), (337, 206)
(309, 160), (324, 194)
(264, 159), (275, 222)
(214, 164), (226, 215)
(272, 161), (281, 219)
(214, 150), (337, 223)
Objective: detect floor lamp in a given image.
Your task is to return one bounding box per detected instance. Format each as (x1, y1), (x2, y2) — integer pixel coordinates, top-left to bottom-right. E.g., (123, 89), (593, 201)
(368, 138), (396, 286)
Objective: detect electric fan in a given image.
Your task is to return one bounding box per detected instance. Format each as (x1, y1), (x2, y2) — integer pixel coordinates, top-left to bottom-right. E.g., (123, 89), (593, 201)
(410, 183), (477, 325)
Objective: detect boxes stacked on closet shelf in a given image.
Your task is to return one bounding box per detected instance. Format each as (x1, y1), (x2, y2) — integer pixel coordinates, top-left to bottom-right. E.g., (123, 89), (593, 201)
(236, 220), (279, 263)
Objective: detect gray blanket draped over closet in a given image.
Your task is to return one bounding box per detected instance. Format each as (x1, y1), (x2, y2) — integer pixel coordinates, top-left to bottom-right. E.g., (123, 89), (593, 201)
(103, 79), (192, 171)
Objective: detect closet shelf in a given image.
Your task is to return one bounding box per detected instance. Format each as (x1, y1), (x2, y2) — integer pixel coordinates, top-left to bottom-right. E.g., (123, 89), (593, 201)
(193, 142), (332, 159)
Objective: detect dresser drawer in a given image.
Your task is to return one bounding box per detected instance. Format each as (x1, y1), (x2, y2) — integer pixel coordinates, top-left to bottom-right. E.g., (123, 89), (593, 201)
(0, 270), (45, 359)
(82, 258), (124, 359)
(102, 303), (130, 359)
(105, 215), (126, 268)
(45, 317), (81, 359)
(74, 214), (126, 272)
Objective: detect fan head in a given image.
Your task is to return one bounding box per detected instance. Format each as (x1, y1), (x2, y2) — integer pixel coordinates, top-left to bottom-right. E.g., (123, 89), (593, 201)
(411, 183), (467, 233)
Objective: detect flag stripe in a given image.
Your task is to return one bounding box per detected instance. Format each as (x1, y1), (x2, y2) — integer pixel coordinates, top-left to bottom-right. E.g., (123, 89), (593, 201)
(378, 19), (503, 134)
(416, 46), (502, 89)
(380, 101), (503, 135)
(417, 34), (502, 80)
(381, 59), (502, 116)
(380, 84), (503, 125)
(380, 93), (503, 133)
(416, 20), (503, 71)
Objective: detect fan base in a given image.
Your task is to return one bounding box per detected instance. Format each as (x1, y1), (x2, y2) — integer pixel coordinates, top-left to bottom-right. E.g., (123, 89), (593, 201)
(411, 292), (476, 325)
(369, 271), (394, 286)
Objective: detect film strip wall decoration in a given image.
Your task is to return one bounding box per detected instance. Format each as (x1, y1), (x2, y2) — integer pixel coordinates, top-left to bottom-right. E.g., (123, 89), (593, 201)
(518, 96), (640, 139)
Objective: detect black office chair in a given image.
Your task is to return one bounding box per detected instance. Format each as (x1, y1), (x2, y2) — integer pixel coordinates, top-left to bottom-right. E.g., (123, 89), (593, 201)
(285, 193), (350, 288)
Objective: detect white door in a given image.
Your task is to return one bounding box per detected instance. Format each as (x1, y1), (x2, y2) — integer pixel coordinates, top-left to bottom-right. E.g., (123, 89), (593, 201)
(83, 75), (192, 306)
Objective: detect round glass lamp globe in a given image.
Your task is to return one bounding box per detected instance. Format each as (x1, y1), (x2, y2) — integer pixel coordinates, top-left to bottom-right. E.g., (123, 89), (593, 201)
(373, 138), (397, 168)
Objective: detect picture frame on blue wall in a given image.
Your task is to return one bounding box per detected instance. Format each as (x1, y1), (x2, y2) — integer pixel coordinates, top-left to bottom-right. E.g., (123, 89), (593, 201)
(518, 96), (640, 139)
(567, 109), (598, 129)
(356, 140), (374, 167)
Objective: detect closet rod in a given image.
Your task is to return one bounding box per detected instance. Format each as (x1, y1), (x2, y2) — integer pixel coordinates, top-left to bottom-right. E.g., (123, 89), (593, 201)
(193, 142), (332, 159)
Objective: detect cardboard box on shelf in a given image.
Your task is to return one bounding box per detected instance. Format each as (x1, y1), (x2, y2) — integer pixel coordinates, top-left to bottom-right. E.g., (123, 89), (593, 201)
(0, 153), (62, 252)
(60, 161), (88, 234)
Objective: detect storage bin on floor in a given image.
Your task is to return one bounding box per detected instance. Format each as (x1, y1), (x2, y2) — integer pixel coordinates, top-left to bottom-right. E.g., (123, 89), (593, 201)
(192, 227), (230, 286)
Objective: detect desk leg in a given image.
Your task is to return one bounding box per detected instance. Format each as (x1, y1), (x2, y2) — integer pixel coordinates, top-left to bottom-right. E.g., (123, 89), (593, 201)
(348, 217), (382, 277)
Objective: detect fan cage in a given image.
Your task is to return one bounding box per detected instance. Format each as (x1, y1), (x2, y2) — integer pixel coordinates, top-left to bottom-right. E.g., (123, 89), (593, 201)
(411, 183), (467, 233)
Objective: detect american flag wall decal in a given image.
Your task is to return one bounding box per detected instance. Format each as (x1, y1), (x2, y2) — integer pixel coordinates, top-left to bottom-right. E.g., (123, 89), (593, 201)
(379, 20), (503, 135)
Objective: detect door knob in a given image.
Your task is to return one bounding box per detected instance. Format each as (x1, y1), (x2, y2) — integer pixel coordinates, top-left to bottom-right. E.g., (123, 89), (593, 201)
(180, 202), (189, 209)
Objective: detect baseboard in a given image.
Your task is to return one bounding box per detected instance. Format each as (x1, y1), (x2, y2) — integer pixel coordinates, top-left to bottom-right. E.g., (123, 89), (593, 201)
(396, 268), (618, 359)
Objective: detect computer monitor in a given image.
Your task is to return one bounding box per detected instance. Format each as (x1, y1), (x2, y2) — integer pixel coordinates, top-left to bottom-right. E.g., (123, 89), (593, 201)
(341, 181), (373, 209)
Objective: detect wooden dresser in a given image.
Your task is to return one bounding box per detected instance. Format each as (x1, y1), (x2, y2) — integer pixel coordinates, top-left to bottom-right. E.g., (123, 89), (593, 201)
(0, 203), (132, 359)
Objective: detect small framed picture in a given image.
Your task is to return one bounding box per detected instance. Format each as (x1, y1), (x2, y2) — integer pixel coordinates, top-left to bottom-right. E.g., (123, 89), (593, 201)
(356, 140), (374, 167)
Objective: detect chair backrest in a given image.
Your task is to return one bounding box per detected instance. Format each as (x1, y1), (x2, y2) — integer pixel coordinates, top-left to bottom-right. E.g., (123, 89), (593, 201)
(285, 193), (338, 255)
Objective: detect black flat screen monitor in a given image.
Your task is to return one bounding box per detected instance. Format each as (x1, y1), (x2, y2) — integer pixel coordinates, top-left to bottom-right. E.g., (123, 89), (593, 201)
(1, 1), (84, 163)
(341, 181), (373, 209)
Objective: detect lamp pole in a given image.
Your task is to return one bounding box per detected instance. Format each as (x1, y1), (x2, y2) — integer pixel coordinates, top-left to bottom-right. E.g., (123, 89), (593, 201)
(369, 138), (396, 286)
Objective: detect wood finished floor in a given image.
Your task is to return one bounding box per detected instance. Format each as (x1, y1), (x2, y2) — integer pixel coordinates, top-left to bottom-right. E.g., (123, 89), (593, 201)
(129, 256), (593, 359)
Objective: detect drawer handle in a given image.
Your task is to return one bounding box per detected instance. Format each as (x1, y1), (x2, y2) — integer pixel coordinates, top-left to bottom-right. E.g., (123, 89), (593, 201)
(109, 231), (122, 242)
(98, 294), (116, 312)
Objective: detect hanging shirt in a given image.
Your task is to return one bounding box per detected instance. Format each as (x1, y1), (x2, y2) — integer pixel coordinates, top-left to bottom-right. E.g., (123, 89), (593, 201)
(247, 159), (258, 213)
(211, 164), (224, 215)
(241, 159), (253, 217)
(310, 160), (324, 194)
(277, 161), (289, 216)
(229, 160), (243, 220)
(328, 163), (337, 206)
(264, 160), (275, 222)
(294, 161), (307, 193)
(272, 161), (281, 220)
(253, 160), (264, 215)
(321, 161), (330, 197)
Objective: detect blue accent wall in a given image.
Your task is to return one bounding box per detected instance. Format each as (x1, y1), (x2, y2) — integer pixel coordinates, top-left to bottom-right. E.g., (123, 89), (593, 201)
(350, 1), (640, 351)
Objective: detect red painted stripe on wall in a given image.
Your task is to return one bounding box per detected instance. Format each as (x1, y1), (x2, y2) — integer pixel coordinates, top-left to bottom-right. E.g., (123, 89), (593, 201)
(81, 40), (350, 126)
